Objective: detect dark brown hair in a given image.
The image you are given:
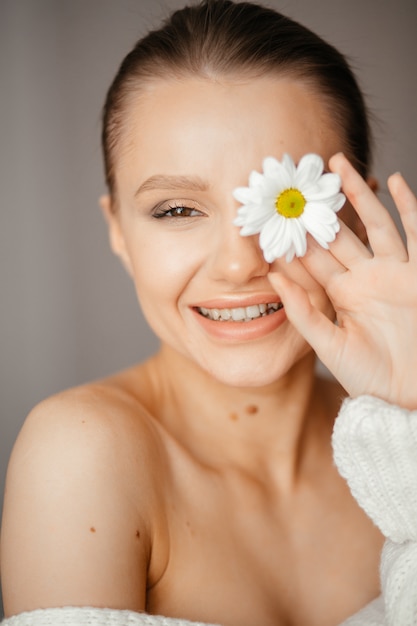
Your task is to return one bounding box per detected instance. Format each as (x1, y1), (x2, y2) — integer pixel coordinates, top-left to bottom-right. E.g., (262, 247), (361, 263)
(102, 0), (372, 199)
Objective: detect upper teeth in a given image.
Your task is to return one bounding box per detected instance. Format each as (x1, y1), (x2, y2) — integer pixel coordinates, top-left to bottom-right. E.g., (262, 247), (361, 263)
(198, 302), (283, 322)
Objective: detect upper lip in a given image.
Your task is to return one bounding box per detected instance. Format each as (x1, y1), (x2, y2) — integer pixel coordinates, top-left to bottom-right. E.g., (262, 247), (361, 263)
(192, 294), (282, 309)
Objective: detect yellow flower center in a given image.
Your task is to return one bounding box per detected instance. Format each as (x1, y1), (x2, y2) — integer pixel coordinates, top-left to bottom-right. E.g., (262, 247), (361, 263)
(275, 188), (306, 218)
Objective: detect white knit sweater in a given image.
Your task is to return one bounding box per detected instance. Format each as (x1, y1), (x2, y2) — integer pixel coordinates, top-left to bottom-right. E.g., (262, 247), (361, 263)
(2, 396), (417, 626)
(333, 396), (417, 625)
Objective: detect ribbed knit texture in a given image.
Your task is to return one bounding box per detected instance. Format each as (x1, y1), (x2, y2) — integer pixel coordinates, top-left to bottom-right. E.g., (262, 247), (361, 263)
(333, 395), (417, 543)
(338, 597), (384, 626)
(1, 608), (220, 626)
(334, 395), (417, 626)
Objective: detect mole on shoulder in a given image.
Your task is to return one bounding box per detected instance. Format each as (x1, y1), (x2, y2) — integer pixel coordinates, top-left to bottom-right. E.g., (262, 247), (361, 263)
(90, 526), (96, 533)
(245, 405), (259, 415)
(229, 412), (239, 421)
(136, 530), (141, 539)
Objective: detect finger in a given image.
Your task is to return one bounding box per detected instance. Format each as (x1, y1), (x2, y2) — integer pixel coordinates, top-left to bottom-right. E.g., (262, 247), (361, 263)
(328, 220), (372, 267)
(300, 236), (347, 291)
(268, 271), (343, 369)
(388, 172), (417, 261)
(329, 154), (407, 260)
(300, 220), (372, 291)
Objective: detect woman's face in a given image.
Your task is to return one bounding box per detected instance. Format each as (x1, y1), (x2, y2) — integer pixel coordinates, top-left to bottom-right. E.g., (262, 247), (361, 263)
(105, 76), (348, 386)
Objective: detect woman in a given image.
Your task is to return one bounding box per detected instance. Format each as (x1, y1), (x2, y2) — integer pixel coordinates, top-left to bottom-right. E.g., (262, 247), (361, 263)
(1, 1), (416, 624)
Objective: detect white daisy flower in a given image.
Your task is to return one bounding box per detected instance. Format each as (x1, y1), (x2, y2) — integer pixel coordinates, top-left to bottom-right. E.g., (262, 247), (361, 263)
(233, 153), (346, 263)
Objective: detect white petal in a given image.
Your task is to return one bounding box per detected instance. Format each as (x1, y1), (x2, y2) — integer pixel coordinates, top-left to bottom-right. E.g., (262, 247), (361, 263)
(264, 156), (293, 189)
(331, 193), (346, 212)
(234, 205), (255, 221)
(301, 207), (332, 231)
(281, 153), (297, 180)
(263, 177), (285, 198)
(260, 218), (288, 261)
(295, 154), (324, 188)
(302, 213), (339, 245)
(241, 199), (276, 219)
(285, 243), (296, 263)
(311, 237), (330, 249)
(261, 218), (300, 262)
(317, 223), (339, 243)
(248, 170), (265, 188)
(234, 213), (262, 234)
(233, 187), (253, 203)
(264, 246), (281, 263)
(236, 198), (274, 216)
(290, 219), (307, 257)
(280, 220), (297, 254)
(306, 193), (345, 213)
(304, 173), (342, 200)
(318, 172), (342, 193)
(234, 197), (276, 232)
(239, 225), (261, 236)
(309, 192), (345, 213)
(262, 156), (281, 178)
(303, 202), (340, 224)
(259, 214), (285, 249)
(235, 213), (273, 234)
(233, 187), (265, 204)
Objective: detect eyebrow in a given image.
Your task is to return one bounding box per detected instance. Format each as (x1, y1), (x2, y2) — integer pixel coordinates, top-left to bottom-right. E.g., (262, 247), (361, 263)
(135, 174), (208, 197)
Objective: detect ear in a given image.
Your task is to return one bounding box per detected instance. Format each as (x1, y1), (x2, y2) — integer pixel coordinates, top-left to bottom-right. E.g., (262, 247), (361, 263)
(99, 195), (133, 276)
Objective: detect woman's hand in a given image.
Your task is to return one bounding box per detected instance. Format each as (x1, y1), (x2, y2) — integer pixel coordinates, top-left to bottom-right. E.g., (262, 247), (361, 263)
(268, 153), (417, 409)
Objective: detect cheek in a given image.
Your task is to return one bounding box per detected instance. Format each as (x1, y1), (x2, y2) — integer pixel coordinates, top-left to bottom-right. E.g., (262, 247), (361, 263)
(126, 229), (206, 318)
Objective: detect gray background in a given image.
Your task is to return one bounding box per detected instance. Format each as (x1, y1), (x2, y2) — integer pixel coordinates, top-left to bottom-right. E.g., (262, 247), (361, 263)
(0, 0), (416, 616)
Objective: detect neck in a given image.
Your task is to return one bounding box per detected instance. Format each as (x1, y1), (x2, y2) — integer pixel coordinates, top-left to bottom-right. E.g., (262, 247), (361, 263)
(148, 344), (333, 489)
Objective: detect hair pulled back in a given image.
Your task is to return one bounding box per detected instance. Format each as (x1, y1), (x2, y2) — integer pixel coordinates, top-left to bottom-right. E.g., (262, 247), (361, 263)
(102, 0), (372, 199)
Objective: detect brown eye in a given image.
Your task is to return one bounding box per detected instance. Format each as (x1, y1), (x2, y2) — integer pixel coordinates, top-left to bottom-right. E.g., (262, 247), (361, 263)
(153, 203), (204, 219)
(168, 206), (201, 217)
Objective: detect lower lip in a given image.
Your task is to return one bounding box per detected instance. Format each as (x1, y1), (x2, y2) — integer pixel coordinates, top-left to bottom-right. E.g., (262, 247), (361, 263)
(191, 307), (287, 341)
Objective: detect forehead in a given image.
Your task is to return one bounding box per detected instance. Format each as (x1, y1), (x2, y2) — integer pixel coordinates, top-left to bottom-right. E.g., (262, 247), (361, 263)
(116, 76), (343, 190)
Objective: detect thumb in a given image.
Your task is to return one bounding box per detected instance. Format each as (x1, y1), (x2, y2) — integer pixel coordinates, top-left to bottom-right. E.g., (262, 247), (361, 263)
(268, 271), (340, 365)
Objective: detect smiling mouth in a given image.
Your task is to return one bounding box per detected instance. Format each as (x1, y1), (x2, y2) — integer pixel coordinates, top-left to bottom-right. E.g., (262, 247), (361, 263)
(196, 302), (284, 322)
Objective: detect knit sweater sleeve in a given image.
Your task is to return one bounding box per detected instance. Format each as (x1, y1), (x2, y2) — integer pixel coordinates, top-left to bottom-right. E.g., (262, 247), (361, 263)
(332, 395), (417, 626)
(0, 608), (221, 626)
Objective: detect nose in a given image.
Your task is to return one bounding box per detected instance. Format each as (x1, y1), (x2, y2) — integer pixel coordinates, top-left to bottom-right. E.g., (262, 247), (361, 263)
(207, 216), (270, 285)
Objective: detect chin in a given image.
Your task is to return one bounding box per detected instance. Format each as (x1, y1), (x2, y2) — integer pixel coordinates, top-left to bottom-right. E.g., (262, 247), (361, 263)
(200, 349), (313, 389)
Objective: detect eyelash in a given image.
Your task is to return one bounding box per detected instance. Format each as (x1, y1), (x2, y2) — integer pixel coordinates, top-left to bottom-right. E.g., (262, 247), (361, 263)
(153, 202), (204, 219)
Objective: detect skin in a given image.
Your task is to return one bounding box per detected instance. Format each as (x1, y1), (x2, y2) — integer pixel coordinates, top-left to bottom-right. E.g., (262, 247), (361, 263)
(1, 75), (417, 626)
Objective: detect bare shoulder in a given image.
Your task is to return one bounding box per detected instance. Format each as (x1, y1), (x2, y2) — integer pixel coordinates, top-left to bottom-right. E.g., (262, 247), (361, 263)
(7, 369), (166, 507)
(1, 366), (168, 616)
(20, 367), (163, 460)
